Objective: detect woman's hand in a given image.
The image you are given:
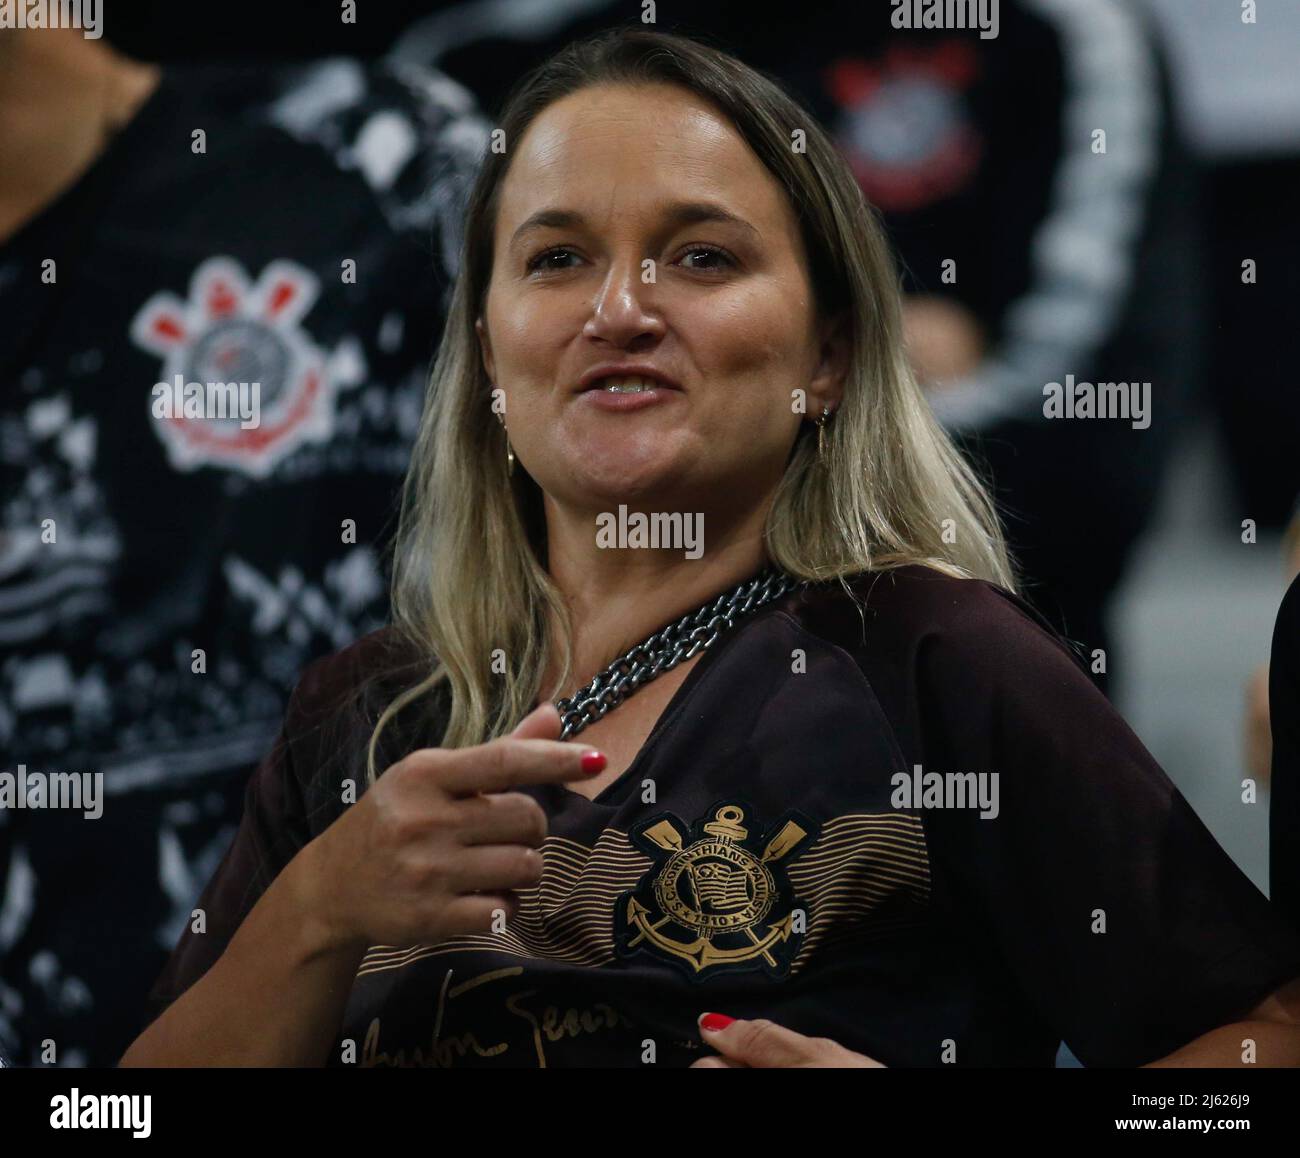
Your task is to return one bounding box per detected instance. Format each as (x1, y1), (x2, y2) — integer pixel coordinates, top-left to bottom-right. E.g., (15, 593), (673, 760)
(295, 702), (600, 953)
(690, 1013), (886, 1068)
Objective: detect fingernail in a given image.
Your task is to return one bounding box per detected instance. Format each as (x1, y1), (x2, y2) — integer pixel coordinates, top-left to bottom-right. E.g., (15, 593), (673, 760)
(580, 751), (606, 775)
(699, 1012), (734, 1032)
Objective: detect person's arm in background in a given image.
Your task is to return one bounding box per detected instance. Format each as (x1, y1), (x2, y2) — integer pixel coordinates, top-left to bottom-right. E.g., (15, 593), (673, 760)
(0, 28), (160, 244)
(1142, 976), (1300, 1065)
(1245, 509), (1300, 798)
(1268, 552), (1300, 933)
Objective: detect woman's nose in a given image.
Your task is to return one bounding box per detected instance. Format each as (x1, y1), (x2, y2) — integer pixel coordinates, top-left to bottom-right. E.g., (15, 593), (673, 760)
(582, 260), (665, 344)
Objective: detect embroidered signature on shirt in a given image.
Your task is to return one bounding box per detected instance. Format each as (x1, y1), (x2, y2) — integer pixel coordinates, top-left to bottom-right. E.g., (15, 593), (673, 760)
(359, 965), (636, 1068)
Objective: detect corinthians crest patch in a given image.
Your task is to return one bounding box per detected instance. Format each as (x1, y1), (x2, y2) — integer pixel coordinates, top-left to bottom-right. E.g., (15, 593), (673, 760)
(614, 802), (818, 981)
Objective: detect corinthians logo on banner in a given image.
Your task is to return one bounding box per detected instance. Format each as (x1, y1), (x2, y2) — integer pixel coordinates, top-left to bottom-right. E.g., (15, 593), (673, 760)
(130, 256), (342, 478)
(614, 802), (818, 981)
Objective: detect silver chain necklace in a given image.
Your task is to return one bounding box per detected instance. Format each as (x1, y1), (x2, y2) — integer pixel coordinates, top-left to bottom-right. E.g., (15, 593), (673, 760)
(554, 567), (805, 741)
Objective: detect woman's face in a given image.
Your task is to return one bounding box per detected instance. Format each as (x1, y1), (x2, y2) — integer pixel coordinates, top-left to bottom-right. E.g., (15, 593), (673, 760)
(477, 82), (846, 521)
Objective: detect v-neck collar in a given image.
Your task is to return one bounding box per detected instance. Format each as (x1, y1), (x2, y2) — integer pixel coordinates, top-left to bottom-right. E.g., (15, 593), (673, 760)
(546, 589), (802, 810)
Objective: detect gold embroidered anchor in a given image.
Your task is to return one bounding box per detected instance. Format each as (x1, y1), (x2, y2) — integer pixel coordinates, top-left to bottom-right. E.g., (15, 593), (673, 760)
(616, 803), (814, 978)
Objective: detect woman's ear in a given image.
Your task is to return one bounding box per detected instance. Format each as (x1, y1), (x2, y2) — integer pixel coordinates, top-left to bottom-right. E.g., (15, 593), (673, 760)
(809, 309), (850, 413)
(475, 316), (495, 383)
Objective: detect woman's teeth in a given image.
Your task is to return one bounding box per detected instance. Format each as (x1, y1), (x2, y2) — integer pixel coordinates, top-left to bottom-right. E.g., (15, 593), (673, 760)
(600, 376), (656, 393)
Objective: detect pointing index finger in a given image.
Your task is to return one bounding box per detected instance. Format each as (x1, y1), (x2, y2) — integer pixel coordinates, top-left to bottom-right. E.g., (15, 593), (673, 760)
(438, 738), (606, 796)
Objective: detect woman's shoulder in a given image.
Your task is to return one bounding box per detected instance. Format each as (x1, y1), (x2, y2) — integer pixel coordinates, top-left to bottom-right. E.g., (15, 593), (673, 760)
(279, 624), (436, 786)
(789, 562), (1094, 684)
(290, 623), (427, 718)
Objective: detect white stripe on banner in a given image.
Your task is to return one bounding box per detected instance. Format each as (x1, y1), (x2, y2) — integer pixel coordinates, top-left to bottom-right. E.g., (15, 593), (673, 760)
(922, 0), (1161, 432)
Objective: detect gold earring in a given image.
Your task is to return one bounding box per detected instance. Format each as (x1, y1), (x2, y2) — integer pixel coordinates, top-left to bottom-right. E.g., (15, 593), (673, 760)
(490, 383), (515, 476)
(816, 405), (833, 459)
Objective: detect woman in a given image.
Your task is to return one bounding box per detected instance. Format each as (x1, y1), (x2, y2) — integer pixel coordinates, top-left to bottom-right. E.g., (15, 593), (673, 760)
(122, 27), (1300, 1068)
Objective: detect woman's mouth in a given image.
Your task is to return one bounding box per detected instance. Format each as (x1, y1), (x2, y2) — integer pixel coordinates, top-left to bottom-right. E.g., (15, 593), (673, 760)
(578, 374), (682, 411)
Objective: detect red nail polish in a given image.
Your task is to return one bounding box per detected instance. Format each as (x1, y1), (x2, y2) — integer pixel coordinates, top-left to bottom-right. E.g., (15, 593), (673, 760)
(581, 751), (606, 775)
(699, 1012), (734, 1032)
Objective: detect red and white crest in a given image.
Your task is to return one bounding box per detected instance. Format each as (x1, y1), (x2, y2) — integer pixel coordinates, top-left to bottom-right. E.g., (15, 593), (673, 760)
(130, 257), (338, 477)
(825, 42), (983, 214)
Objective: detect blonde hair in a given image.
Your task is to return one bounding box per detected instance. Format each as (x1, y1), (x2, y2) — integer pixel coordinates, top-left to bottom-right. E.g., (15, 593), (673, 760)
(366, 26), (1018, 782)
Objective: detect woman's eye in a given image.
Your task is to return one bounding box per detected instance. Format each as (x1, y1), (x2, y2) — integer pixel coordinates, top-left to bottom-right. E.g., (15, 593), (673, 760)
(526, 247), (579, 273)
(679, 245), (734, 271)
